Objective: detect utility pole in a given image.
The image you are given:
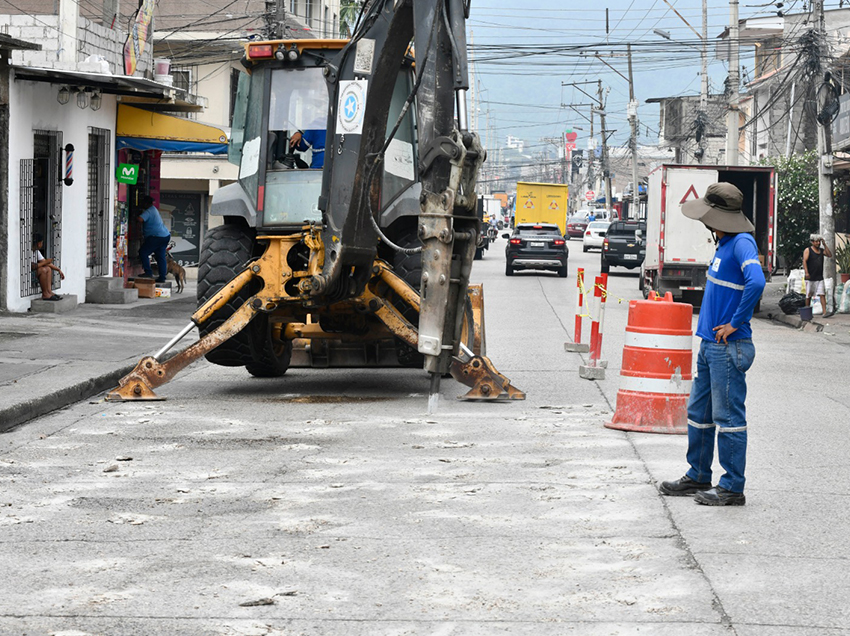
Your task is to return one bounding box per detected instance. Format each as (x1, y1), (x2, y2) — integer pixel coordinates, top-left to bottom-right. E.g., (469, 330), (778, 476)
(469, 31), (477, 136)
(726, 0), (740, 165)
(597, 80), (613, 213)
(814, 0), (837, 307)
(627, 44), (639, 220)
(264, 0), (285, 38)
(698, 0), (708, 162)
(588, 107), (595, 206)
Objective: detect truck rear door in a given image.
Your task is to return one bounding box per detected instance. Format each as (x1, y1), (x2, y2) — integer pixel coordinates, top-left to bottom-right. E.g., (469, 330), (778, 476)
(663, 167), (717, 265)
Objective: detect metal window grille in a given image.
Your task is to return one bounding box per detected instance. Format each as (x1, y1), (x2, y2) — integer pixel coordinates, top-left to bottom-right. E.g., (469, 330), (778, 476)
(171, 67), (192, 93)
(19, 159), (36, 297)
(87, 128), (111, 276)
(21, 130), (63, 298)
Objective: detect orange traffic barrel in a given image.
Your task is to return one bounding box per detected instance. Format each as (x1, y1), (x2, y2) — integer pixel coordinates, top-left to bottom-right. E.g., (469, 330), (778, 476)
(605, 291), (693, 434)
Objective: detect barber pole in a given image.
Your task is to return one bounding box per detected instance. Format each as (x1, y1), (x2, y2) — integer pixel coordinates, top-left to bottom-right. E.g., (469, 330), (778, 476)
(63, 144), (74, 186)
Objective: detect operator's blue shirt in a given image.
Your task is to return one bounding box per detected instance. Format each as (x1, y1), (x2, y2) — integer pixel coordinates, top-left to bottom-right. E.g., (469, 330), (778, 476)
(696, 233), (766, 342)
(139, 205), (170, 239)
(295, 129), (326, 169)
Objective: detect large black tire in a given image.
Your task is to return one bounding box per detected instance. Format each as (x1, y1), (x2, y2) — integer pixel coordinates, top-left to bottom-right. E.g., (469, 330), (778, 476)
(197, 223), (291, 377)
(245, 323), (292, 378)
(505, 262), (514, 276)
(557, 264), (568, 278)
(197, 224), (256, 367)
(600, 256), (610, 274)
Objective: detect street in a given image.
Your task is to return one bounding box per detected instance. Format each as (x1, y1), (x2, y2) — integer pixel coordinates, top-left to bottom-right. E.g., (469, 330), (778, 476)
(2, 237), (850, 635)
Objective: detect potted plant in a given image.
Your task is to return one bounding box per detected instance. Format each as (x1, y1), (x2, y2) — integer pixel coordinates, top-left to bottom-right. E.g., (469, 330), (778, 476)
(836, 242), (850, 283)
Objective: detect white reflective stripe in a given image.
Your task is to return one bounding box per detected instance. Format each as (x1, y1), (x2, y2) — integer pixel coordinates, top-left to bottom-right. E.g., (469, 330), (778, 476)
(741, 259), (761, 271)
(688, 420), (716, 429)
(624, 331), (693, 350)
(707, 274), (745, 291)
(718, 425), (747, 433)
(618, 375), (692, 395)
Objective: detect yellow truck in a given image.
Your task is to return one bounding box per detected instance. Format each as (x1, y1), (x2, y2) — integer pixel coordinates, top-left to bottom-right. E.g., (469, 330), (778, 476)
(515, 182), (569, 236)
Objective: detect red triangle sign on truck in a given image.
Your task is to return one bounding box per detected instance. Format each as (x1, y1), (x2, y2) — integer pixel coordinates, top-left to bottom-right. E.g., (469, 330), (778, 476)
(679, 184), (700, 205)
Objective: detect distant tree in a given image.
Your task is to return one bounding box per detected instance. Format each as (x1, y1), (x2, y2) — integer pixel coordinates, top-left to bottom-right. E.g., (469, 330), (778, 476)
(340, 1), (361, 37)
(761, 151), (819, 270)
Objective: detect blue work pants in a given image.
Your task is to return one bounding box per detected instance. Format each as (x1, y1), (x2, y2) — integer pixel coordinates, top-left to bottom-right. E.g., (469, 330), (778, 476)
(685, 339), (755, 493)
(139, 234), (170, 282)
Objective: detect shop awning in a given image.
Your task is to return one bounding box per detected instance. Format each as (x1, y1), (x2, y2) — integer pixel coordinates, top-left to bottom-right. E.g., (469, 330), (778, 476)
(13, 65), (205, 112)
(116, 105), (229, 154)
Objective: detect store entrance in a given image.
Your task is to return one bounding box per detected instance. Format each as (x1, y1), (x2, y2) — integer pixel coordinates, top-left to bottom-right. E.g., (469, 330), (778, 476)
(19, 130), (63, 297)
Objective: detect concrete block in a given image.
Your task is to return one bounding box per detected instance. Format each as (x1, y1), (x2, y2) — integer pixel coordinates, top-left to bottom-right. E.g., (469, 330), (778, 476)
(564, 342), (590, 353)
(579, 364), (606, 381)
(30, 295), (78, 314)
(105, 288), (138, 304)
(10, 15), (38, 26)
(86, 278), (137, 304)
(19, 50), (45, 65)
(17, 26), (47, 40)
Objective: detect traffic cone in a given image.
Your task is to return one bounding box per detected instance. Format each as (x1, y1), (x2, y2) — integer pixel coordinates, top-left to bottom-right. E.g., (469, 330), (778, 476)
(605, 292), (693, 434)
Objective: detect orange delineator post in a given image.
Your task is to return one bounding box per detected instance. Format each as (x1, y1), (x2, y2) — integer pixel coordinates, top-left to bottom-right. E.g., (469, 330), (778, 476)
(605, 291), (693, 434)
(592, 273), (608, 362)
(575, 268), (585, 344)
(589, 275), (603, 365)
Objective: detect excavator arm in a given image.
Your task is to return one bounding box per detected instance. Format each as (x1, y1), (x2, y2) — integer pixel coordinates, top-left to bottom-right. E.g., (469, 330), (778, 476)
(315, 0), (483, 396)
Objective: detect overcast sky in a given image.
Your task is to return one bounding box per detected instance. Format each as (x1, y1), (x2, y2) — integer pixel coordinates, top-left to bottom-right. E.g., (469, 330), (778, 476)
(466, 0), (819, 156)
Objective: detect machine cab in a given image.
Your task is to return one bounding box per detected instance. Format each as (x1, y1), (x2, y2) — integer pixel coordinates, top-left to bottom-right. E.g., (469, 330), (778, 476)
(223, 40), (418, 230)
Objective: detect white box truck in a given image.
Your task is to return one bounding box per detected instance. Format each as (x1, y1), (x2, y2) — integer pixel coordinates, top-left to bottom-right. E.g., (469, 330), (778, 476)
(641, 164), (777, 307)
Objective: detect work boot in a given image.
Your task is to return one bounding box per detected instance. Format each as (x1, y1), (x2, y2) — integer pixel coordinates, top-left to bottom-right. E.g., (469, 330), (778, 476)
(659, 475), (712, 497)
(694, 487), (746, 506)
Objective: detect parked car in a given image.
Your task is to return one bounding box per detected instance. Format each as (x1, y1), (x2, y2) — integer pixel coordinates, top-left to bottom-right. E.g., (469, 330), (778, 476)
(566, 214), (588, 238)
(582, 221), (610, 252)
(601, 219), (646, 273)
(504, 223), (569, 278)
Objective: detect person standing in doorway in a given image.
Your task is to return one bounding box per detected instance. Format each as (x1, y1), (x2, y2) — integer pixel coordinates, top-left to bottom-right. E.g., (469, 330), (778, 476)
(32, 233), (64, 300)
(137, 195), (171, 283)
(803, 234), (832, 317)
(659, 182), (766, 506)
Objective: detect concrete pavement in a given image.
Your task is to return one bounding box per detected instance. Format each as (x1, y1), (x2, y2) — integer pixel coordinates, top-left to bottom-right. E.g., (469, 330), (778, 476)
(2, 257), (850, 633)
(0, 283), (199, 433)
(2, 276), (849, 431)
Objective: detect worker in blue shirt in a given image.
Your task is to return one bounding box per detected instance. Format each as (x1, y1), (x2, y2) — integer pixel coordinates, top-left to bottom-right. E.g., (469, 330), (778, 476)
(137, 195), (171, 283)
(289, 128), (325, 169)
(660, 182), (766, 506)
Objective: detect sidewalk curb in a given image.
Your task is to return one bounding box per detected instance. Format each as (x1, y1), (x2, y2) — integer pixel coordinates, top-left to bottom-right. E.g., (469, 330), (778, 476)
(0, 362), (135, 434)
(758, 311), (825, 332)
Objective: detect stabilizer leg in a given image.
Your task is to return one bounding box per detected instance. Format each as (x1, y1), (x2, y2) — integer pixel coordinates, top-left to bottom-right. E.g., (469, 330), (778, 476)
(106, 299), (260, 401)
(450, 343), (526, 402)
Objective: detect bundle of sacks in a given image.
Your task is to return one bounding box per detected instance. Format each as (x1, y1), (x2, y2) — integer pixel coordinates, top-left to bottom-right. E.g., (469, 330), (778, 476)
(785, 269), (850, 314)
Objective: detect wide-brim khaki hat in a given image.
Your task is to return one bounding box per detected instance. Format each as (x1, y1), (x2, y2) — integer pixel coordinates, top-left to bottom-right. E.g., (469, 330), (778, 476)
(681, 182), (755, 233)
